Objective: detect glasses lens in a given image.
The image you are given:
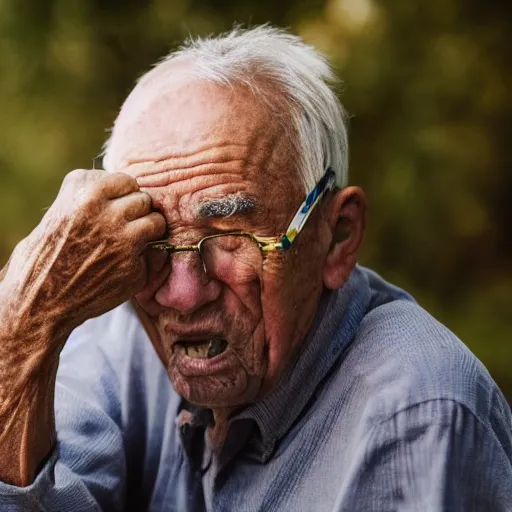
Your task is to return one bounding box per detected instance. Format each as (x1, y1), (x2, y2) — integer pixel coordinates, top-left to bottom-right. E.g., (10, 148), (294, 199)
(201, 234), (263, 282)
(146, 245), (170, 273)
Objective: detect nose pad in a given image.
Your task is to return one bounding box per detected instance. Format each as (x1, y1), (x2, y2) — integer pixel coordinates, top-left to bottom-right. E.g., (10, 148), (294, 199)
(180, 249), (209, 283)
(197, 249), (208, 276)
(170, 249), (212, 286)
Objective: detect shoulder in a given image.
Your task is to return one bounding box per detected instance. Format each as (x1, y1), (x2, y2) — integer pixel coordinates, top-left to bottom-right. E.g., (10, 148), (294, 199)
(330, 277), (511, 452)
(354, 298), (496, 412)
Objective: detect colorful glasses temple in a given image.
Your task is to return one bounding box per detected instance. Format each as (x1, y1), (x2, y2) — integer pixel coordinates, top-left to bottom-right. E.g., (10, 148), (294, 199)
(279, 168), (336, 249)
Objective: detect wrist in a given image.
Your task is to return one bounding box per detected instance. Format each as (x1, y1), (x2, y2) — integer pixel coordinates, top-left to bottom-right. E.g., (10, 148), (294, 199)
(0, 360), (58, 486)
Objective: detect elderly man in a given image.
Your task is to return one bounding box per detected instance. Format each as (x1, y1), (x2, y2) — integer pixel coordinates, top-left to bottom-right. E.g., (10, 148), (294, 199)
(0, 26), (510, 511)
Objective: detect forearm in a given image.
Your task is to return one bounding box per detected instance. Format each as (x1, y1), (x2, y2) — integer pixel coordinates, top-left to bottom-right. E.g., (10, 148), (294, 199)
(0, 360), (58, 486)
(0, 168), (160, 492)
(0, 241), (70, 486)
(0, 308), (64, 486)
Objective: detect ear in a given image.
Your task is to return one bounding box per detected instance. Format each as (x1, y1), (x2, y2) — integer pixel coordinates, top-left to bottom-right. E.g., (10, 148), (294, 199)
(322, 186), (367, 290)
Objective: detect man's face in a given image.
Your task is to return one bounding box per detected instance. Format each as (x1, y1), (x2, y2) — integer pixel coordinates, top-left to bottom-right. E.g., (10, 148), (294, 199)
(111, 77), (331, 408)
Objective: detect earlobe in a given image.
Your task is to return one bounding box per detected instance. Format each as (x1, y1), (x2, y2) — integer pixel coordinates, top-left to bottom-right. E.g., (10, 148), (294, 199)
(322, 187), (366, 290)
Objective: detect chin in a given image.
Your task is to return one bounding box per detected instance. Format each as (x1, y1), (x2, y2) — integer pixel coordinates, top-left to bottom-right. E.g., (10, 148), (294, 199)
(168, 369), (263, 409)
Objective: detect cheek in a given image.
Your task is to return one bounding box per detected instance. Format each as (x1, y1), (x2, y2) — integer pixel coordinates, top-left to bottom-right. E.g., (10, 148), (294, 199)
(223, 277), (263, 330)
(259, 250), (324, 383)
(259, 256), (293, 372)
(259, 280), (292, 386)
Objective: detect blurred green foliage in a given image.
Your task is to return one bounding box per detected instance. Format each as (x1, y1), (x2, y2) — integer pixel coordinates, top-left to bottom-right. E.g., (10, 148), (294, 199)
(0, 0), (510, 398)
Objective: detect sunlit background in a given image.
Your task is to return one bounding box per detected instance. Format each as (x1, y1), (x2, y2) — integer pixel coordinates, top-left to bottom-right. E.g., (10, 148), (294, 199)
(0, 0), (510, 399)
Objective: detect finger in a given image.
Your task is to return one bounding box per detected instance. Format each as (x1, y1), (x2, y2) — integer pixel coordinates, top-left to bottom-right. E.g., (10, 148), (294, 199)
(100, 172), (140, 199)
(113, 191), (152, 222)
(130, 211), (167, 250)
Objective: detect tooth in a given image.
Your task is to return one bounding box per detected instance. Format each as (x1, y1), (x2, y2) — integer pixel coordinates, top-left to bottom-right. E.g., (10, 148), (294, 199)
(185, 343), (210, 359)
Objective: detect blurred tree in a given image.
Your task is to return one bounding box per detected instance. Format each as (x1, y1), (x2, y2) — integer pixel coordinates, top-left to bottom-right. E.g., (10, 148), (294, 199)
(0, 0), (510, 397)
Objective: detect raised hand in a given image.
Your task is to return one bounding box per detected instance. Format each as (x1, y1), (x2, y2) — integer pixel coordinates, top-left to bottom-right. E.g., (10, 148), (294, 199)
(0, 169), (166, 486)
(2, 169), (166, 333)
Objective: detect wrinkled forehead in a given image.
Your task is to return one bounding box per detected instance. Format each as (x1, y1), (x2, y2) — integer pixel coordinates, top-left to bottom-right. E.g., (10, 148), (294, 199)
(106, 69), (304, 219)
(108, 66), (284, 169)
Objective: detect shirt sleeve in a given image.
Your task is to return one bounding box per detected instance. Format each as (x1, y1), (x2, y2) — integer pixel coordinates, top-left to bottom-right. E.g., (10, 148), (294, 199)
(0, 333), (127, 512)
(333, 398), (512, 511)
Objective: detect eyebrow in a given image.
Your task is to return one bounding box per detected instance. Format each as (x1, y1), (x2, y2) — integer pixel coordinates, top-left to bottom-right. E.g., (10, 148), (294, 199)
(197, 194), (258, 219)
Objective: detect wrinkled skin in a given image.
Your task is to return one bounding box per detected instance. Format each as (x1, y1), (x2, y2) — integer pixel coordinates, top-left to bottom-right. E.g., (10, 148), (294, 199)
(1, 169), (166, 337)
(118, 80), (326, 413)
(0, 170), (165, 484)
(0, 71), (366, 485)
(108, 77), (366, 437)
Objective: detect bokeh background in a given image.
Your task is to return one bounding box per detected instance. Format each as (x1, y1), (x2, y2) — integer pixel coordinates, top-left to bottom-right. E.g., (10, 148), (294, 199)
(0, 0), (510, 398)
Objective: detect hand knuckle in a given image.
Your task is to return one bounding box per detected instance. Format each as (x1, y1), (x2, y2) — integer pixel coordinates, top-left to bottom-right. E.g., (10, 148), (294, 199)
(69, 168), (87, 178)
(61, 169), (83, 189)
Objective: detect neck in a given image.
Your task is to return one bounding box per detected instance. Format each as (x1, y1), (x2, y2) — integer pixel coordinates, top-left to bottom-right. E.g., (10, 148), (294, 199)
(207, 407), (233, 449)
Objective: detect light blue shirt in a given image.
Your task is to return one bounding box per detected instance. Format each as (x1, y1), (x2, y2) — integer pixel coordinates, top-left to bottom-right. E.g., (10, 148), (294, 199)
(1, 266), (511, 511)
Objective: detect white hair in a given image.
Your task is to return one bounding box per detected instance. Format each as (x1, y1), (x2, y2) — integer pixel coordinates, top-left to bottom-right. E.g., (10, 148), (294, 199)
(103, 25), (349, 192)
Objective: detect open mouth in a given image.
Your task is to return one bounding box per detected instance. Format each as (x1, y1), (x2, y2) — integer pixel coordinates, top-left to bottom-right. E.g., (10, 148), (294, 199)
(176, 338), (228, 359)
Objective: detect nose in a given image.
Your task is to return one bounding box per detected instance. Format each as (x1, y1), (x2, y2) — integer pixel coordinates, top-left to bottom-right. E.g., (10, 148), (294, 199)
(154, 251), (222, 315)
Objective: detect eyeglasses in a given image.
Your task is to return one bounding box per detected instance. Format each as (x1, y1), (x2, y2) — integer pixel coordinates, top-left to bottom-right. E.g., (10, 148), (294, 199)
(146, 169), (336, 280)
